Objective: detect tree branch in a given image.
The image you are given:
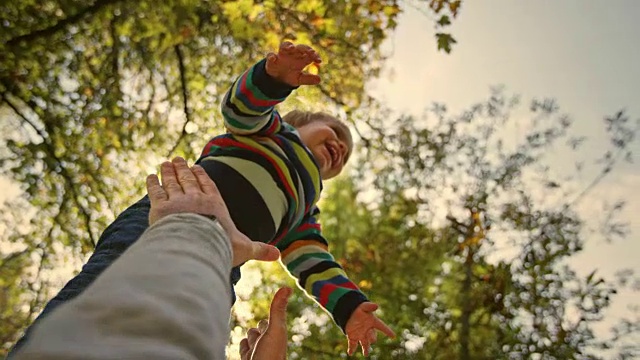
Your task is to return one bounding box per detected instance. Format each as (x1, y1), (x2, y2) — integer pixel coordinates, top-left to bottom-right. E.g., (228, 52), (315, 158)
(1, 92), (48, 141)
(167, 44), (192, 157)
(3, 88), (97, 248)
(5, 0), (124, 47)
(0, 248), (31, 271)
(299, 343), (339, 356)
(567, 117), (639, 209)
(143, 69), (156, 127)
(275, 4), (361, 53)
(318, 83), (347, 108)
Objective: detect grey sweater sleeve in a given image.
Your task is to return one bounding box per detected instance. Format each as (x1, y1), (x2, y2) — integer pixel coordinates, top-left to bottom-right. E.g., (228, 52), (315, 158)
(14, 213), (232, 360)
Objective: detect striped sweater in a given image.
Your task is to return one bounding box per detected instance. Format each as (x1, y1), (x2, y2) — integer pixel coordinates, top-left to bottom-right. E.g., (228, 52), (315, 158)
(195, 59), (367, 331)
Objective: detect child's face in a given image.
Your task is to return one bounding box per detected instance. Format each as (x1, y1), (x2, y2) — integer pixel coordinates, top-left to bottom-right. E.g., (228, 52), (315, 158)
(297, 121), (349, 180)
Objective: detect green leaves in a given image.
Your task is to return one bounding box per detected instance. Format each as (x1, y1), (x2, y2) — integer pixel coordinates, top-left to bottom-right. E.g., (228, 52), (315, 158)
(436, 32), (457, 54)
(234, 90), (640, 358)
(0, 0), (452, 355)
(437, 15), (451, 26)
(2, 0), (637, 358)
(424, 0), (462, 53)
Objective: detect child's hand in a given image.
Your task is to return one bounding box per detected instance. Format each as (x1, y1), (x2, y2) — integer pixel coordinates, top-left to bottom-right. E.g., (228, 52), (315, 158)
(265, 41), (322, 87)
(345, 302), (396, 357)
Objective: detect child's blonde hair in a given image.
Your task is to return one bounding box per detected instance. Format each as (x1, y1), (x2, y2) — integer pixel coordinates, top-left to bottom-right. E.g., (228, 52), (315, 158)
(283, 110), (354, 163)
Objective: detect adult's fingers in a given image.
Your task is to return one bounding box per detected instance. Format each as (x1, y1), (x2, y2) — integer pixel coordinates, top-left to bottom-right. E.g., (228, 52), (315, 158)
(191, 165), (220, 196)
(160, 161), (182, 195)
(171, 157), (200, 194)
(146, 174), (166, 205)
(258, 319), (269, 334)
(239, 338), (251, 360)
(247, 328), (261, 347)
(232, 233), (279, 267)
(268, 287), (292, 326)
(251, 242), (280, 263)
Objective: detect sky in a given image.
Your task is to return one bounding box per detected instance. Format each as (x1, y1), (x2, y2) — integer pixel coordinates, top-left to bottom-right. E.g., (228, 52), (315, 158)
(231, 1), (640, 356)
(366, 0), (640, 349)
(1, 0), (639, 357)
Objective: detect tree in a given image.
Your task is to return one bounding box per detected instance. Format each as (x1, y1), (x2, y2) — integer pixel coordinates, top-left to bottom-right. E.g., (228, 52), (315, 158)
(0, 0), (459, 354)
(233, 91), (639, 359)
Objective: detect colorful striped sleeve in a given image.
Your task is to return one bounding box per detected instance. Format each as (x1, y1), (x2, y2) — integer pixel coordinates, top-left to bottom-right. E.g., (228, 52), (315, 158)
(277, 207), (368, 332)
(221, 58), (297, 136)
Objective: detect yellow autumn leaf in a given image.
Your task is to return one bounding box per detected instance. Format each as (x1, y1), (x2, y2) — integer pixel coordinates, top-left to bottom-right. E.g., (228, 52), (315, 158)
(358, 279), (372, 290)
(305, 62), (319, 75)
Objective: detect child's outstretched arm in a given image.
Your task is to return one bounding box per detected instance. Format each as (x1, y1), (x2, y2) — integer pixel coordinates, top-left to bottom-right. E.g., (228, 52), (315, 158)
(278, 208), (395, 356)
(221, 42), (321, 136)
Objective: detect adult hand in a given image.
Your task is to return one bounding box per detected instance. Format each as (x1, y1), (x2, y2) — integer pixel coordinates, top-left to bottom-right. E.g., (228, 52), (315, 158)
(239, 287), (293, 360)
(146, 157), (280, 266)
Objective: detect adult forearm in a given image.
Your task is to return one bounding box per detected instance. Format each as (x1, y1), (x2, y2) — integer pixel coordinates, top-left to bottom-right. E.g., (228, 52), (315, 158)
(14, 213), (233, 360)
(7, 196), (151, 358)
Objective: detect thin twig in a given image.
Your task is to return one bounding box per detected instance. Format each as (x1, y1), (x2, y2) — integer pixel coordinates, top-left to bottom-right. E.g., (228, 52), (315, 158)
(167, 44), (192, 157)
(3, 89), (97, 248)
(0, 248), (31, 271)
(5, 0), (124, 47)
(567, 121), (640, 209)
(1, 92), (48, 141)
(275, 4), (361, 53)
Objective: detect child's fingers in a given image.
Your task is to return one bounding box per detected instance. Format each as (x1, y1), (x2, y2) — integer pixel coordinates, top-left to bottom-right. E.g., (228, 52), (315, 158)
(347, 339), (358, 356)
(361, 340), (371, 356)
(360, 302), (379, 313)
(146, 174), (167, 204)
(374, 318), (396, 339)
(298, 72), (321, 86)
(304, 47), (322, 63)
(266, 52), (278, 66)
(367, 328), (378, 344)
(295, 44), (313, 53)
(191, 165), (220, 196)
(280, 41), (294, 53)
(293, 45), (312, 60)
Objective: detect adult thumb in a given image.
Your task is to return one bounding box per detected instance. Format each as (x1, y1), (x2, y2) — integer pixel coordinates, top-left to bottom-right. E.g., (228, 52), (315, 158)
(269, 287), (292, 326)
(252, 242), (280, 262)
